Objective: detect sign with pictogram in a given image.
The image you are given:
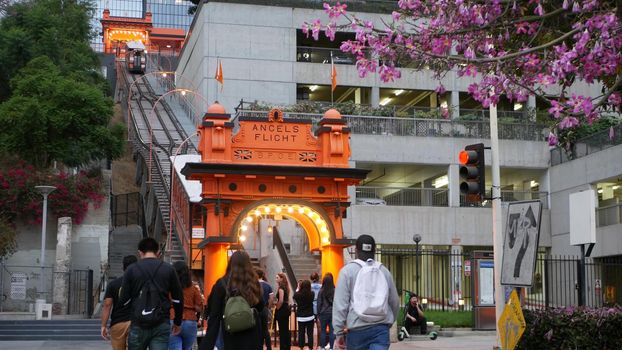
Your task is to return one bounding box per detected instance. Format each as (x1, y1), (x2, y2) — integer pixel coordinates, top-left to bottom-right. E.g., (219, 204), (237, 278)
(10, 272), (27, 300)
(464, 260), (471, 277)
(498, 289), (526, 350)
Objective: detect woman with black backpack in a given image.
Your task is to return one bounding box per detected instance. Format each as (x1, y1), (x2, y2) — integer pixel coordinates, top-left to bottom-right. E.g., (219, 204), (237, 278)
(317, 273), (335, 350)
(199, 251), (264, 350)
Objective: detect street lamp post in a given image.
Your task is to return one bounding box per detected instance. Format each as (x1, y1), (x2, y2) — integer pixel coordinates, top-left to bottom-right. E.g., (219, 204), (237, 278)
(35, 185), (56, 301)
(413, 234), (422, 296)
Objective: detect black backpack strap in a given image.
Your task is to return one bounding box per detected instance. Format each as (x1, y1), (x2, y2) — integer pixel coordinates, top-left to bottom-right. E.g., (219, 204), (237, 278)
(135, 261), (165, 294)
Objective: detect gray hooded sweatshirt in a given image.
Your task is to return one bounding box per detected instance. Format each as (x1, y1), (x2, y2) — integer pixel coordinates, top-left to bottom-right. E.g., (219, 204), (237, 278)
(332, 259), (400, 334)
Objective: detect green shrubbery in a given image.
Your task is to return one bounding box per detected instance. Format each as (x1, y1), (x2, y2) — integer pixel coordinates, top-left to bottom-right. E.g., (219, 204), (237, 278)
(517, 306), (622, 350)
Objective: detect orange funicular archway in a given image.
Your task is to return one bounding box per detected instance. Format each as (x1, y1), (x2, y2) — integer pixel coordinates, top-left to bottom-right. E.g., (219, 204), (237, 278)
(181, 105), (369, 295)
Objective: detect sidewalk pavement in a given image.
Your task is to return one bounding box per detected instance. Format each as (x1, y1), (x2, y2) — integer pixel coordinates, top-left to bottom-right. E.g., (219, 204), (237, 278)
(0, 333), (498, 350)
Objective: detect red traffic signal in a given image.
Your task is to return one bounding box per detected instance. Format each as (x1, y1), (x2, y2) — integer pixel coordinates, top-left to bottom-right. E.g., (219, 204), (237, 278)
(459, 143), (486, 203)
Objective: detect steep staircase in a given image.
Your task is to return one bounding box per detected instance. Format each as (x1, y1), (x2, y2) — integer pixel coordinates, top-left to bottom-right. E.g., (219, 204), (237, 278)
(289, 254), (321, 282)
(0, 320), (101, 341)
(108, 225), (143, 279)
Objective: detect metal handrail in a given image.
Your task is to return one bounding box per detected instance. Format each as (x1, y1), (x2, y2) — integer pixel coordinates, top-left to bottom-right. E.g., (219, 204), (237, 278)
(272, 227), (297, 293)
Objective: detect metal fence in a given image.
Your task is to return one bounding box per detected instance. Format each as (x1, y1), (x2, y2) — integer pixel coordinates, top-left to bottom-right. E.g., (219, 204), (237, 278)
(353, 186), (546, 208)
(360, 249), (622, 312)
(235, 109), (548, 141)
(355, 187), (448, 207)
(343, 116), (547, 141)
(111, 192), (144, 228)
(0, 264), (93, 315)
(550, 122), (622, 165)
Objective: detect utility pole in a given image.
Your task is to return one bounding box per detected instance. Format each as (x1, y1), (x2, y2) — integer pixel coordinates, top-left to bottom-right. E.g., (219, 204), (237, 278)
(489, 101), (504, 347)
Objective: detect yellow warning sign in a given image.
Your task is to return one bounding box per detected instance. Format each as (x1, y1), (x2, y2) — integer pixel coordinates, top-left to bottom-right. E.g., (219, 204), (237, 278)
(498, 290), (526, 350)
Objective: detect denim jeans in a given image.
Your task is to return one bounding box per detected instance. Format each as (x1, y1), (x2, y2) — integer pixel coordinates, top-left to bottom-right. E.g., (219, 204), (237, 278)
(127, 322), (171, 350)
(169, 320), (197, 350)
(318, 313), (335, 349)
(346, 324), (390, 350)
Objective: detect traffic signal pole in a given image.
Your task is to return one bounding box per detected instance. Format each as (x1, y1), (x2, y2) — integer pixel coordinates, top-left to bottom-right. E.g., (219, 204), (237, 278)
(489, 101), (504, 349)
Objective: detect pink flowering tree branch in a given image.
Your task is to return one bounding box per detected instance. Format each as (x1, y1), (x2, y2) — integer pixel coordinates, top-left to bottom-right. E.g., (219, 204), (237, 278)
(303, 0), (622, 146)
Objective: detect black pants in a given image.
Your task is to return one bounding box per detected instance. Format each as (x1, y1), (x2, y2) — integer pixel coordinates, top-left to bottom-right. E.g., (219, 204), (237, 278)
(404, 316), (427, 335)
(260, 307), (271, 349)
(276, 306), (291, 350)
(297, 320), (314, 349)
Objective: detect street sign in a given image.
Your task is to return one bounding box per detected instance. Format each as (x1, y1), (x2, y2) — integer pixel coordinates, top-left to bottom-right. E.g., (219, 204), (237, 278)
(10, 272), (27, 300)
(502, 200), (542, 286)
(498, 289), (526, 350)
(464, 260), (471, 276)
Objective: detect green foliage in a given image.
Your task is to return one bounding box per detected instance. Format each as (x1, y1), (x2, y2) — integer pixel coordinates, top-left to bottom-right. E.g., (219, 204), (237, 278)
(0, 57), (123, 168)
(396, 308), (473, 328)
(556, 116), (621, 147)
(0, 215), (17, 259)
(517, 307), (622, 350)
(0, 0), (101, 99)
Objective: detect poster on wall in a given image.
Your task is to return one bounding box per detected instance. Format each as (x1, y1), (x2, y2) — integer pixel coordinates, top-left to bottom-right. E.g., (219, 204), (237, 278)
(501, 200), (542, 286)
(479, 260), (495, 305)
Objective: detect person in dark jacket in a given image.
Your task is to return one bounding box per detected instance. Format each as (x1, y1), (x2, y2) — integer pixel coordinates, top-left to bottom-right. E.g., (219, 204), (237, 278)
(293, 280), (315, 350)
(119, 238), (183, 350)
(199, 251), (264, 350)
(317, 273), (335, 350)
(275, 272), (291, 350)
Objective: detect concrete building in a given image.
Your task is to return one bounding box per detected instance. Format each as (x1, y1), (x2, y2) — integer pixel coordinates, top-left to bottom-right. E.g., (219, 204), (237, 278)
(172, 1), (622, 304)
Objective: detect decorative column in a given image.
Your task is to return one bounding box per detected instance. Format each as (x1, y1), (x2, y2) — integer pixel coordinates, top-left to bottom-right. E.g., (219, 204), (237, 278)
(321, 245), (344, 282)
(53, 217), (72, 315)
(448, 164), (461, 207)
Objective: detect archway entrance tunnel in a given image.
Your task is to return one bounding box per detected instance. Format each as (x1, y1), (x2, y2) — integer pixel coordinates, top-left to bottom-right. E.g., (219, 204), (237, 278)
(199, 199), (350, 296)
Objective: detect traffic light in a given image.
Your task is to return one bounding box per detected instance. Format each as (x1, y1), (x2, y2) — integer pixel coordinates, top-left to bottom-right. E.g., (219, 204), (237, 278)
(459, 143), (486, 203)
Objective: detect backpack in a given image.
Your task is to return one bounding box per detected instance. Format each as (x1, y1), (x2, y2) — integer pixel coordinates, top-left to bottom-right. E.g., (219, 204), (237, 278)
(133, 261), (167, 328)
(351, 259), (389, 322)
(223, 287), (256, 333)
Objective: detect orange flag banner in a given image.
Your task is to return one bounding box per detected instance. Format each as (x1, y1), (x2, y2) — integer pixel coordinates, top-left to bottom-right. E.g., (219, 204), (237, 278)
(215, 59), (224, 90)
(331, 59), (337, 92)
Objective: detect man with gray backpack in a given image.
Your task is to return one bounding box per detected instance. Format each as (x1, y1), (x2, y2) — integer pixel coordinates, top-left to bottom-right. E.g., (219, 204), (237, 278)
(119, 238), (183, 350)
(332, 235), (399, 350)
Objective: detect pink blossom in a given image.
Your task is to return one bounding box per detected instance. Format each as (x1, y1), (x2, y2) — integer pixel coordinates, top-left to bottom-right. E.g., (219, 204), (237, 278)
(323, 2), (347, 18)
(608, 92), (622, 106)
(392, 11), (401, 22)
(435, 85), (446, 94)
(325, 22), (336, 41)
(559, 116), (579, 129)
(378, 64), (402, 83)
(548, 100), (564, 119)
(534, 3), (544, 16)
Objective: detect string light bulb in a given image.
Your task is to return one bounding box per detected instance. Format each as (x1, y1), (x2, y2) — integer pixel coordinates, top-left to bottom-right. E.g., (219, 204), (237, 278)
(287, 206), (294, 213)
(246, 216), (253, 223)
(241, 224), (248, 231)
(267, 225), (273, 233)
(254, 209), (261, 217)
(275, 206), (282, 213)
(239, 234), (247, 242)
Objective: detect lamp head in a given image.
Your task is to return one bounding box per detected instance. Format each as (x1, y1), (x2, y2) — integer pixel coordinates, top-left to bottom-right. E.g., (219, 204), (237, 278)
(413, 234), (422, 244)
(35, 185), (57, 196)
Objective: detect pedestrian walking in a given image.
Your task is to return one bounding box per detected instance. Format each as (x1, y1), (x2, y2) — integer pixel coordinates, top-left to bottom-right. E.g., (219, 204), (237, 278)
(294, 280), (315, 350)
(199, 251), (264, 350)
(275, 272), (291, 350)
(333, 235), (399, 350)
(256, 268), (274, 350)
(119, 238), (184, 350)
(317, 273), (335, 350)
(101, 255), (138, 350)
(169, 261), (204, 350)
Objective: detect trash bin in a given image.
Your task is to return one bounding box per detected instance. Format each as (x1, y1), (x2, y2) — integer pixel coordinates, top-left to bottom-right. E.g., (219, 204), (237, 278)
(35, 299), (52, 320)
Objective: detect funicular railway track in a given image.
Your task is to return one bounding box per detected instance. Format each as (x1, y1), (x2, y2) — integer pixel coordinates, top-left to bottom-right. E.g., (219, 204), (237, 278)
(119, 60), (196, 262)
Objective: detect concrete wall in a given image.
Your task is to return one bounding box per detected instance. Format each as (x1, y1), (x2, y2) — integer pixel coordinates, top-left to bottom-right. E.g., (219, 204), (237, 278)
(549, 143), (622, 257)
(351, 135), (550, 169)
(3, 173), (111, 304)
(344, 205), (551, 248)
